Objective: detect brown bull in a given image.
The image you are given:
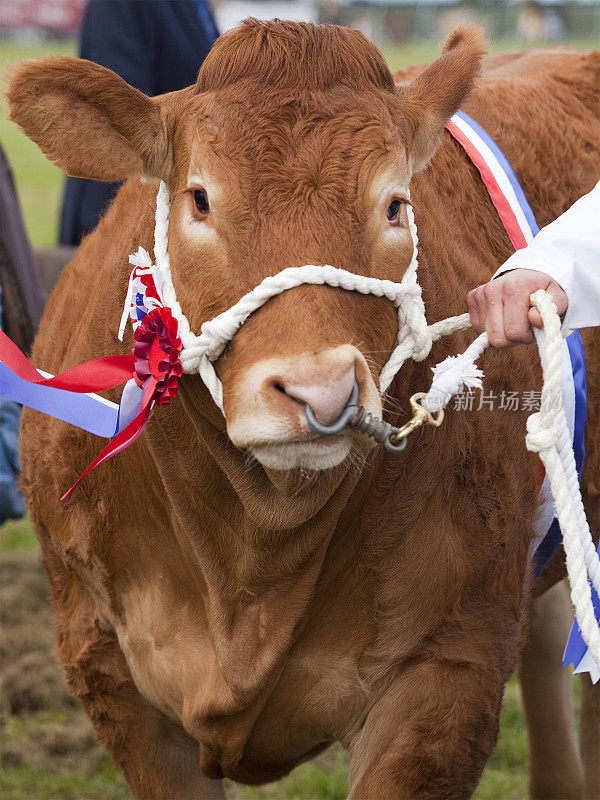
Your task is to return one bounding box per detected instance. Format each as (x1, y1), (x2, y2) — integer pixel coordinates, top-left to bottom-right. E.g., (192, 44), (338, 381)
(7, 21), (600, 799)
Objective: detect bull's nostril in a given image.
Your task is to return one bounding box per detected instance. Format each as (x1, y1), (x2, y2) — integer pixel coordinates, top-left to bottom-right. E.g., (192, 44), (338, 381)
(261, 356), (359, 426)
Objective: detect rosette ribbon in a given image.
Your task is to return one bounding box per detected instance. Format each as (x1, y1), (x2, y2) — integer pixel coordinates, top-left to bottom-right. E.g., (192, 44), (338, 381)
(0, 305), (182, 501)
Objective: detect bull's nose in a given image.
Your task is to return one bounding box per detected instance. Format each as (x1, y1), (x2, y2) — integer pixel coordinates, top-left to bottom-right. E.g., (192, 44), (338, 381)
(224, 345), (383, 466)
(263, 356), (356, 426)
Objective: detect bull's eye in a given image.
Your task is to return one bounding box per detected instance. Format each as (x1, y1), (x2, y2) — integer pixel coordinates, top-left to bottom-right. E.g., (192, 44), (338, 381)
(386, 199), (402, 223)
(193, 189), (209, 215)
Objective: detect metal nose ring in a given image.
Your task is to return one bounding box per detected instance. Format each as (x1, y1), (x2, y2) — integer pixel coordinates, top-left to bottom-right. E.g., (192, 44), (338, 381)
(305, 381), (359, 436)
(305, 380), (409, 453)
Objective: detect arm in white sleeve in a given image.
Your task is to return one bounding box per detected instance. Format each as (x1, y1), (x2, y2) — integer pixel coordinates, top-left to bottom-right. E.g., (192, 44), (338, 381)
(493, 180), (600, 334)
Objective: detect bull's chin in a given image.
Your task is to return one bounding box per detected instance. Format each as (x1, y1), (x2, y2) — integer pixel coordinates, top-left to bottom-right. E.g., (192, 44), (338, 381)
(250, 437), (352, 472)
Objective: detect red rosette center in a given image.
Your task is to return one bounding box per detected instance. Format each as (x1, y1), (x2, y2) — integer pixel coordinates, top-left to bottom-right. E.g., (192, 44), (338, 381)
(133, 307), (183, 405)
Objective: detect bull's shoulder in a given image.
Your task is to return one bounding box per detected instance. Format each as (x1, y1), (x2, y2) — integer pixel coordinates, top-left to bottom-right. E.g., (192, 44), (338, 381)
(456, 47), (600, 228)
(472, 46), (600, 128)
(395, 46), (599, 92)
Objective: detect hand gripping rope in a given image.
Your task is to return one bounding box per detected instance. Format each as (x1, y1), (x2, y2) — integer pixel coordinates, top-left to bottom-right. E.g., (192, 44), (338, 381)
(123, 180), (599, 673)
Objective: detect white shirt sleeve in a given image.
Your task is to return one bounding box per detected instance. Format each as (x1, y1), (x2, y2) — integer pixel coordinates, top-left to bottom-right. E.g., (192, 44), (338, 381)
(493, 180), (600, 335)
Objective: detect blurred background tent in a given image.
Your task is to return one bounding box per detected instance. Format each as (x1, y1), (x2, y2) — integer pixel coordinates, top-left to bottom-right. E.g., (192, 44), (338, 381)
(3, 0), (600, 42)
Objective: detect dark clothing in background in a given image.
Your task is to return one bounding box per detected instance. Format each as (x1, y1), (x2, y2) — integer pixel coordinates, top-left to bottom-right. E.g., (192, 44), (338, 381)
(0, 147), (45, 352)
(0, 143), (45, 523)
(0, 398), (25, 523)
(60, 0), (218, 246)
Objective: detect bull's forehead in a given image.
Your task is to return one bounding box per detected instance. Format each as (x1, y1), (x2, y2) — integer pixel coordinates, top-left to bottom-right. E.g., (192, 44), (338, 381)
(180, 89), (409, 211)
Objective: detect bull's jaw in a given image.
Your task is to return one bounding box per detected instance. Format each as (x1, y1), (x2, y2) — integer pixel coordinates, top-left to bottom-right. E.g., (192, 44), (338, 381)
(252, 435), (352, 472)
(252, 438), (352, 496)
(256, 434), (373, 496)
(259, 463), (321, 496)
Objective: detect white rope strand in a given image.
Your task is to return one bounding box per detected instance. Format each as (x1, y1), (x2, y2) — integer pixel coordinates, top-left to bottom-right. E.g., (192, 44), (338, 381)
(528, 291), (600, 664)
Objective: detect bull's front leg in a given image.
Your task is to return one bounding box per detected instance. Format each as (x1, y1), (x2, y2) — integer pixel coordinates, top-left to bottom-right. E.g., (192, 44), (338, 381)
(38, 535), (225, 800)
(347, 612), (516, 800)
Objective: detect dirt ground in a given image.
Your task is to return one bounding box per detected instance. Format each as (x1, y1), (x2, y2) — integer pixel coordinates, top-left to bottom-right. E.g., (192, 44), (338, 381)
(0, 551), (107, 776)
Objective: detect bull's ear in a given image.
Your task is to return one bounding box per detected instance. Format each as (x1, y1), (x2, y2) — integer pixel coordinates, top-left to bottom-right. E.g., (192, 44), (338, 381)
(398, 26), (485, 174)
(5, 56), (173, 182)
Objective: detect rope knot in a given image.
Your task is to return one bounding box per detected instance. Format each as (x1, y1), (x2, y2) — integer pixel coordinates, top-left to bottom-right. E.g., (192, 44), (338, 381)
(406, 313), (432, 361)
(411, 331), (433, 362)
(198, 315), (238, 359)
(526, 412), (559, 453)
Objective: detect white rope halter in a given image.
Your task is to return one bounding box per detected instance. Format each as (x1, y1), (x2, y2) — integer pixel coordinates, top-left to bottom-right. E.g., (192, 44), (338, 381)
(123, 180), (599, 677)
(148, 180), (472, 411)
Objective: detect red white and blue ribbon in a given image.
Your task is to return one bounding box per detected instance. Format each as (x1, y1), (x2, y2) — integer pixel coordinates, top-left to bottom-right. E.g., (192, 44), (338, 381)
(446, 111), (539, 250)
(447, 111), (597, 683)
(0, 248), (182, 501)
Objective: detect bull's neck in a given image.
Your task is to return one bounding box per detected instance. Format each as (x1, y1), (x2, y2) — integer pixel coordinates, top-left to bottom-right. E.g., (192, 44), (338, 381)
(143, 381), (401, 688)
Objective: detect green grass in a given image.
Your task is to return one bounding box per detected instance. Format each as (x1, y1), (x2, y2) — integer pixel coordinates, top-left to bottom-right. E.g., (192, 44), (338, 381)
(2, 755), (350, 800)
(1, 760), (130, 800)
(0, 514), (39, 553)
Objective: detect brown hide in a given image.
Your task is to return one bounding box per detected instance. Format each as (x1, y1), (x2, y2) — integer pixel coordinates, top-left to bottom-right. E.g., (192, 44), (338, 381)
(8, 22), (600, 799)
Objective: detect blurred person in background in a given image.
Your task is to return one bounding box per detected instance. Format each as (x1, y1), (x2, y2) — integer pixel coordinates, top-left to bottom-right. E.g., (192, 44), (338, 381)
(60, 0), (219, 246)
(0, 144), (45, 523)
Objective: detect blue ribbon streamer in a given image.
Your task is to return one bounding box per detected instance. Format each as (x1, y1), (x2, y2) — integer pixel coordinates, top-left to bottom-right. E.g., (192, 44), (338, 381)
(0, 361), (119, 437)
(534, 331), (587, 576)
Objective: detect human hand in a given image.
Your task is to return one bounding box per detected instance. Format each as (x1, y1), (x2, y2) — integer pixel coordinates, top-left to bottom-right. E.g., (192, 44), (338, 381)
(467, 268), (568, 347)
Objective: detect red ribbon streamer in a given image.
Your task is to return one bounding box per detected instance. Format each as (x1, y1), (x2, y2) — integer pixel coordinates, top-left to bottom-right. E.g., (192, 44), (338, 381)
(0, 330), (135, 392)
(60, 380), (156, 502)
(1, 305), (183, 501)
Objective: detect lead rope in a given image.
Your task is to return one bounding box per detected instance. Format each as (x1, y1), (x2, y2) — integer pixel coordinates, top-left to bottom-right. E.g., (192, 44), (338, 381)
(528, 292), (600, 662)
(125, 180), (600, 671)
(424, 291), (600, 668)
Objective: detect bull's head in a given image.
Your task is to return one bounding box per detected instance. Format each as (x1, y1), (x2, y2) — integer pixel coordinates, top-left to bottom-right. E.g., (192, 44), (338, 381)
(7, 21), (483, 479)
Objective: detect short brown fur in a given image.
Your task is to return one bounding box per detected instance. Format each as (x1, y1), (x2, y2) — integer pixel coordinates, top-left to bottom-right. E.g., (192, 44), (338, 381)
(7, 20), (599, 800)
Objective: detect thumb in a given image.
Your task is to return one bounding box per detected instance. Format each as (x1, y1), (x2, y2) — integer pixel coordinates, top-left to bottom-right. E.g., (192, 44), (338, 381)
(528, 307), (543, 328)
(546, 280), (569, 316)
